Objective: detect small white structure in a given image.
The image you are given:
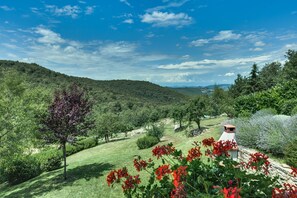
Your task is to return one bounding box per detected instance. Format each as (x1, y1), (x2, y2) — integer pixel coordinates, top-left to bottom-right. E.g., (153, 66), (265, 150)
(219, 124), (238, 160)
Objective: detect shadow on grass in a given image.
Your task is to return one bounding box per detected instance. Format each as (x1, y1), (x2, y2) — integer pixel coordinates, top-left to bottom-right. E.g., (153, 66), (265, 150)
(3, 162), (114, 198)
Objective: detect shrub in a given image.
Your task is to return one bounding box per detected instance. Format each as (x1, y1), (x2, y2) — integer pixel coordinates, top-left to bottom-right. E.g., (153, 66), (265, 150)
(34, 149), (62, 172)
(284, 138), (297, 167)
(136, 136), (159, 149)
(291, 105), (297, 115)
(146, 124), (164, 141)
(0, 155), (41, 185)
(66, 137), (98, 156)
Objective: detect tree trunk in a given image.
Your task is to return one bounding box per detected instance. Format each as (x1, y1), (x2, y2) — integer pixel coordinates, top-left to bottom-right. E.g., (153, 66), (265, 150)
(179, 120), (182, 128)
(196, 119), (201, 130)
(62, 142), (67, 180)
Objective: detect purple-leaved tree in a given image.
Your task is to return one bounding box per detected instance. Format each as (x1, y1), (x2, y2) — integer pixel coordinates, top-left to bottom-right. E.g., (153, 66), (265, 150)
(42, 84), (92, 180)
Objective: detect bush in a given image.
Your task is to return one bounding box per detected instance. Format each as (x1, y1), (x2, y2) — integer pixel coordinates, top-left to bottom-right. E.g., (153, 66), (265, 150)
(34, 149), (62, 172)
(291, 105), (297, 115)
(136, 136), (159, 149)
(284, 138), (297, 167)
(0, 155), (41, 185)
(66, 137), (98, 156)
(146, 124), (164, 141)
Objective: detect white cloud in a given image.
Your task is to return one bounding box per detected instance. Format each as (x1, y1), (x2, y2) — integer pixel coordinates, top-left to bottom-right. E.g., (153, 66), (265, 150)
(212, 30), (241, 41)
(35, 27), (65, 44)
(190, 39), (209, 46)
(190, 30), (241, 47)
(146, 0), (189, 12)
(141, 11), (192, 27)
(85, 6), (95, 15)
(99, 42), (137, 57)
(224, 72), (235, 76)
(181, 55), (190, 59)
(254, 41), (265, 46)
(123, 19), (134, 24)
(0, 5), (14, 11)
(120, 0), (132, 7)
(46, 5), (81, 18)
(249, 47), (263, 51)
(157, 55), (271, 70)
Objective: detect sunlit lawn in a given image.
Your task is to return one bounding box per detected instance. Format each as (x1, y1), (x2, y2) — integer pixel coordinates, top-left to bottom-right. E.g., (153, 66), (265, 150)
(0, 116), (227, 198)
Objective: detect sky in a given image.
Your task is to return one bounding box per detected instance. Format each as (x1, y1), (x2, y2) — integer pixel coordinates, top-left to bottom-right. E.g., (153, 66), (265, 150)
(0, 0), (297, 87)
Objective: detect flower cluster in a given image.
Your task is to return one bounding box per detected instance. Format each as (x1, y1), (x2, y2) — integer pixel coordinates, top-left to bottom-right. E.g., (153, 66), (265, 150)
(212, 140), (237, 157)
(106, 167), (140, 192)
(152, 144), (175, 159)
(272, 183), (297, 198)
(155, 164), (171, 180)
(222, 187), (241, 198)
(186, 146), (202, 162)
(106, 167), (129, 186)
(246, 152), (271, 175)
(291, 166), (297, 177)
(133, 158), (148, 172)
(202, 137), (215, 147)
(106, 137), (288, 197)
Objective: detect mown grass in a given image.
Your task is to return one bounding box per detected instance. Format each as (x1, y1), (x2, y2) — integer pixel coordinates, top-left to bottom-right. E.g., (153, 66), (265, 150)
(0, 116), (226, 198)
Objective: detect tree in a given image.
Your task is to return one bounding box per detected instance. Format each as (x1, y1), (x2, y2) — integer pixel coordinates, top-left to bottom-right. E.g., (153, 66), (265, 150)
(228, 74), (249, 98)
(248, 63), (260, 93)
(282, 50), (297, 81)
(186, 97), (206, 130)
(41, 84), (92, 180)
(258, 62), (282, 90)
(170, 105), (186, 129)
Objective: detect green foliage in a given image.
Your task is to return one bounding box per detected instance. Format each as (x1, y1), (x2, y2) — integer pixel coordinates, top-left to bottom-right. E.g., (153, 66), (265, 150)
(186, 96), (206, 129)
(66, 137), (98, 156)
(284, 138), (297, 166)
(136, 136), (159, 149)
(34, 149), (62, 172)
(0, 155), (41, 185)
(291, 105), (297, 115)
(145, 124), (164, 141)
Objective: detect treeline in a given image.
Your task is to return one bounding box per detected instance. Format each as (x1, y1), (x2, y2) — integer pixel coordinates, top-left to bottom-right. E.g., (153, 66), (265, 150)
(230, 50), (297, 116)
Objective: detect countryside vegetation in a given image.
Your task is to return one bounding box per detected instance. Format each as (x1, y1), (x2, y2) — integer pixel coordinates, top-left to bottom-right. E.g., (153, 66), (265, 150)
(0, 49), (297, 197)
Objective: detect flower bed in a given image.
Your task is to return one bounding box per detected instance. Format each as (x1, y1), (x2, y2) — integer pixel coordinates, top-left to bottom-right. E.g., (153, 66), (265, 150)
(107, 137), (297, 197)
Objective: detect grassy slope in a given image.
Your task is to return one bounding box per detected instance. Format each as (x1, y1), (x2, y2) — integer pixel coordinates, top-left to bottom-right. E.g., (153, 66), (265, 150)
(0, 117), (226, 198)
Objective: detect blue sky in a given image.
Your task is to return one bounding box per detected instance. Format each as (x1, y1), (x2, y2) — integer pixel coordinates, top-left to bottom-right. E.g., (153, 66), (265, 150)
(0, 0), (297, 86)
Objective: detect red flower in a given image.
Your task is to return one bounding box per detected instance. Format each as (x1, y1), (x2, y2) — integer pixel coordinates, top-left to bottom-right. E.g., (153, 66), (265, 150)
(291, 166), (297, 177)
(172, 166), (188, 188)
(222, 187), (241, 198)
(272, 183), (297, 198)
(171, 184), (187, 198)
(106, 167), (129, 186)
(186, 146), (202, 162)
(246, 152), (271, 175)
(121, 175), (141, 191)
(152, 144), (175, 159)
(202, 137), (215, 147)
(155, 165), (171, 180)
(133, 158), (148, 172)
(212, 140), (237, 157)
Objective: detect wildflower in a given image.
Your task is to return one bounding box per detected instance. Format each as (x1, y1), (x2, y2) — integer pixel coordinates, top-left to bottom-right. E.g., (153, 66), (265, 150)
(106, 170), (117, 186)
(186, 146), (202, 162)
(202, 137), (215, 147)
(272, 183), (297, 198)
(172, 166), (188, 188)
(152, 144), (175, 159)
(133, 158), (148, 172)
(155, 164), (171, 180)
(291, 166), (297, 177)
(122, 175), (141, 191)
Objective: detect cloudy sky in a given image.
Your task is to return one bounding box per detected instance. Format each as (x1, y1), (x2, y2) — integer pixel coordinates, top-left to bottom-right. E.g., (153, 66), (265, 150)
(0, 0), (297, 86)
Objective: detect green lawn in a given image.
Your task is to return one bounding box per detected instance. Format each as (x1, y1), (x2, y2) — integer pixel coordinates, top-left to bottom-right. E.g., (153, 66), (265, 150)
(0, 117), (226, 198)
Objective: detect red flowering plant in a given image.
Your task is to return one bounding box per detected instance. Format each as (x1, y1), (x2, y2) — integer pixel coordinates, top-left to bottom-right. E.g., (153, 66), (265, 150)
(106, 138), (296, 197)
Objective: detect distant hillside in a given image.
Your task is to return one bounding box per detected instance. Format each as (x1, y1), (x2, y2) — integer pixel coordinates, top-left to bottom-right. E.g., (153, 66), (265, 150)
(0, 60), (186, 105)
(170, 84), (230, 96)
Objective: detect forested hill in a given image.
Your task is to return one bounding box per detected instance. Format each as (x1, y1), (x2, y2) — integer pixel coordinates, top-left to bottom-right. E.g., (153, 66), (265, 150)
(0, 60), (186, 104)
(170, 84), (230, 96)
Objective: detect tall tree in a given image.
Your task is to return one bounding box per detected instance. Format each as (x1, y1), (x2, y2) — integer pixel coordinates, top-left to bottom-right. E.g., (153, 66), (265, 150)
(282, 50), (297, 81)
(228, 74), (249, 97)
(258, 62), (282, 90)
(248, 63), (260, 93)
(186, 97), (206, 130)
(170, 105), (186, 129)
(42, 84), (92, 180)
